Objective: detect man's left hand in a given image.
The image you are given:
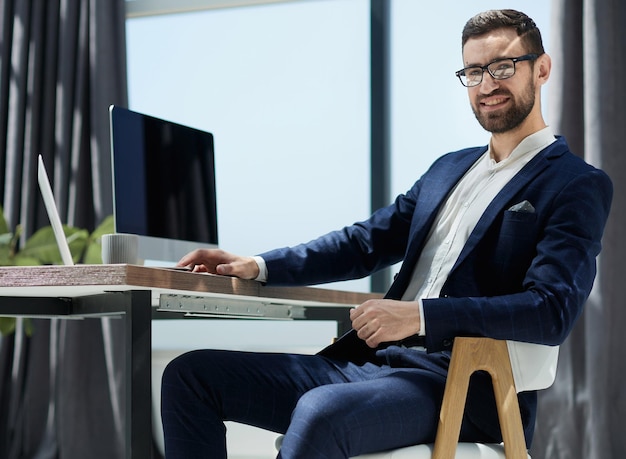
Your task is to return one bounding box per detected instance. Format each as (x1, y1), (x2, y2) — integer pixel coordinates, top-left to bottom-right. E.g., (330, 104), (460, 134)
(350, 299), (421, 348)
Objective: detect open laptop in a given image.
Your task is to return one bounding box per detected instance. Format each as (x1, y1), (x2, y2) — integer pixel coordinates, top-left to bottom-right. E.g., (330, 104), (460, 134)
(37, 155), (74, 266)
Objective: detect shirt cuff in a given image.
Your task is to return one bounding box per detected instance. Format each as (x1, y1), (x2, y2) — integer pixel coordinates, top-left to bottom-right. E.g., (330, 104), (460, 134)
(252, 256), (268, 282)
(418, 299), (426, 336)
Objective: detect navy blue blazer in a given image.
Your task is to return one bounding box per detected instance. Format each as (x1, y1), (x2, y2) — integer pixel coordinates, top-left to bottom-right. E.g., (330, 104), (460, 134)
(259, 136), (613, 444)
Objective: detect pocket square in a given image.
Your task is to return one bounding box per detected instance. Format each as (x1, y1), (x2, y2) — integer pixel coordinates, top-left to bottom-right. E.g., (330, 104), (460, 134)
(508, 200), (535, 213)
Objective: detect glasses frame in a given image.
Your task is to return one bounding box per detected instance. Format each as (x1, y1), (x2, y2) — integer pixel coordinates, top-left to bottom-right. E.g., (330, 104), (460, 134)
(455, 53), (540, 87)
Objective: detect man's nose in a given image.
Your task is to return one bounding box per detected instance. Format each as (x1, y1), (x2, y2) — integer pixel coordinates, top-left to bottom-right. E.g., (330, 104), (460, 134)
(479, 72), (500, 93)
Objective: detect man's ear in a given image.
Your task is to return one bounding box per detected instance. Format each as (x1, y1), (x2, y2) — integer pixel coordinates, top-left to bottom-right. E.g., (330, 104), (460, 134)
(536, 53), (552, 86)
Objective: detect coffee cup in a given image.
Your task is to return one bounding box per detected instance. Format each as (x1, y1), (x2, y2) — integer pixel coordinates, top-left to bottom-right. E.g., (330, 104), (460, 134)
(101, 233), (140, 264)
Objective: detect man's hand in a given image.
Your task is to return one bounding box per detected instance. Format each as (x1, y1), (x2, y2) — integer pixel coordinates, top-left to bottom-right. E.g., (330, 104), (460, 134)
(350, 299), (421, 348)
(177, 249), (260, 280)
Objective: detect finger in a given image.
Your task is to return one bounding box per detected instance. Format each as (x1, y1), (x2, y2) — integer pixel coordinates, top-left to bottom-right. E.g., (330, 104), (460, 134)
(355, 324), (371, 341)
(351, 314), (364, 332)
(214, 258), (257, 280)
(357, 326), (382, 348)
(365, 333), (382, 348)
(350, 305), (371, 330)
(176, 256), (193, 267)
(177, 249), (205, 267)
(215, 263), (234, 276)
(355, 320), (379, 347)
(355, 316), (378, 338)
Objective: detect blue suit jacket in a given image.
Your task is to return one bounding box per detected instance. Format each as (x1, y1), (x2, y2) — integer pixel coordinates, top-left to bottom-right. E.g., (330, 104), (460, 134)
(259, 136), (613, 444)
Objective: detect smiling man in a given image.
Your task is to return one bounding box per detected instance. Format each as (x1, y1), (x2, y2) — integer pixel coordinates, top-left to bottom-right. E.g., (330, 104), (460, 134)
(161, 10), (613, 459)
(458, 23), (550, 160)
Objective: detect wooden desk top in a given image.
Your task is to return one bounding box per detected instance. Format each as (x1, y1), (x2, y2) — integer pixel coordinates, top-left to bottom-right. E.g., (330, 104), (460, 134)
(0, 264), (380, 307)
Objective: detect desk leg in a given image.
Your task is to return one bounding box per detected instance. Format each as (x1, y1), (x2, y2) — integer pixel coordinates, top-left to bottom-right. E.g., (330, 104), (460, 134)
(122, 290), (153, 459)
(68, 290), (153, 458)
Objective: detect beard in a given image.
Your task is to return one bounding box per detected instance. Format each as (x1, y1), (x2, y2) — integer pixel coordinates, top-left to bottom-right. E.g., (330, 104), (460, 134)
(471, 80), (536, 134)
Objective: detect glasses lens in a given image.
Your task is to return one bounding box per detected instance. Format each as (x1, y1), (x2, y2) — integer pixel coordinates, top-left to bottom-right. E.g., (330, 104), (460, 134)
(488, 59), (515, 80)
(462, 67), (483, 87)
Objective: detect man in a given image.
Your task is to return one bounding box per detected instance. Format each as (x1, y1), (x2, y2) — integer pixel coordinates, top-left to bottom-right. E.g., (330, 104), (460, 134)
(161, 9), (612, 458)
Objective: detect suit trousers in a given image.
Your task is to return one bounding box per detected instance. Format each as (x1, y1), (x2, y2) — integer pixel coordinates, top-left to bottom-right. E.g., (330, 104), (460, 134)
(160, 345), (497, 458)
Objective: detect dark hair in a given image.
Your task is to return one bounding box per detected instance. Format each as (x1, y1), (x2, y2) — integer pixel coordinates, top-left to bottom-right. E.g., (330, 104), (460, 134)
(462, 9), (544, 55)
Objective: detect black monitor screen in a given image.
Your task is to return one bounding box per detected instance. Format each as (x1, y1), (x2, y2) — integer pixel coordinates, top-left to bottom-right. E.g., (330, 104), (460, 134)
(109, 106), (218, 248)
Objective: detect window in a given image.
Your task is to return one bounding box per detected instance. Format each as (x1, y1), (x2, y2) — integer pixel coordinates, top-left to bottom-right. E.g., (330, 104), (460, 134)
(127, 0), (371, 291)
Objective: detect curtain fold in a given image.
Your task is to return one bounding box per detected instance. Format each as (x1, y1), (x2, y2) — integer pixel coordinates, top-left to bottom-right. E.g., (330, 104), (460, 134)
(0, 0), (128, 457)
(531, 1), (626, 458)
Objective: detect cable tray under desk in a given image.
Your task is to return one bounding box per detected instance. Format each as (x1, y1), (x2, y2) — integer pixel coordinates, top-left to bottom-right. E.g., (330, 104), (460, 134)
(158, 293), (306, 319)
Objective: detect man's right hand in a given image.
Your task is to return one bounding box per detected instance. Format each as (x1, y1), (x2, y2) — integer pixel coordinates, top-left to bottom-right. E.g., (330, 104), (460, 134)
(176, 249), (260, 280)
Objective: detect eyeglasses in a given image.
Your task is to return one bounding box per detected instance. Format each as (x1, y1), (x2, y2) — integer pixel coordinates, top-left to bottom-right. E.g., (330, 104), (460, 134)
(455, 54), (539, 87)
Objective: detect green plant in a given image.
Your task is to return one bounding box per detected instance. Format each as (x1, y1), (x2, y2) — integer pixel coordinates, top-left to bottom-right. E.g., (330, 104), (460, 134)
(0, 208), (114, 334)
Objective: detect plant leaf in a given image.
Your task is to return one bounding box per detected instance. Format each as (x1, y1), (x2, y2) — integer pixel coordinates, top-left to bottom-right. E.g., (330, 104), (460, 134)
(0, 232), (13, 245)
(20, 226), (88, 264)
(83, 240), (104, 264)
(23, 318), (34, 336)
(82, 215), (115, 264)
(12, 254), (42, 266)
(0, 317), (34, 336)
(92, 215), (115, 239)
(0, 236), (12, 265)
(0, 206), (9, 234)
(0, 317), (17, 335)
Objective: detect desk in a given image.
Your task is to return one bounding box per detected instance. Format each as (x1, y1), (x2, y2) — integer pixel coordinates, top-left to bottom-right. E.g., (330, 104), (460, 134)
(0, 264), (379, 458)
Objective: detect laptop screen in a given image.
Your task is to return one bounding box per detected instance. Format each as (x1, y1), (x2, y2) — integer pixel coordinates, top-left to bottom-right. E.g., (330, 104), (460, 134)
(109, 106), (218, 262)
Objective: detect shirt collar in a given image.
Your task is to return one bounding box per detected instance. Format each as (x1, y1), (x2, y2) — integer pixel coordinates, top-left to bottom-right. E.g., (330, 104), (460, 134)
(487, 126), (556, 170)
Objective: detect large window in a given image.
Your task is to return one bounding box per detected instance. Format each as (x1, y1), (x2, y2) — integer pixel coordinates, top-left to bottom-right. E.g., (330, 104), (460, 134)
(127, 0), (371, 292)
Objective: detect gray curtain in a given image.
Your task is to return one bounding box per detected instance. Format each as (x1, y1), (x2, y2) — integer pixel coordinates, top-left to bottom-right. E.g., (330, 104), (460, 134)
(0, 0), (129, 457)
(531, 0), (626, 458)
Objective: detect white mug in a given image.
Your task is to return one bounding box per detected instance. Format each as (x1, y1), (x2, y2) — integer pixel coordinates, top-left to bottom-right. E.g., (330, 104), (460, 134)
(101, 233), (140, 264)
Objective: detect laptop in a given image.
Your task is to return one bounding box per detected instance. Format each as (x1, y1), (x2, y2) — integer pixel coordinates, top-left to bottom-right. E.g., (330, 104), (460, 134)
(37, 155), (74, 266)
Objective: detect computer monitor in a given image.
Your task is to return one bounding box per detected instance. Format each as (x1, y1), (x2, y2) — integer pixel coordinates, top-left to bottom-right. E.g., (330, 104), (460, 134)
(109, 105), (218, 264)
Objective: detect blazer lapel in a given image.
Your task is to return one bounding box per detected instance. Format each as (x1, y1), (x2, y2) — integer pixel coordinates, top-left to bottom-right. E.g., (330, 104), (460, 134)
(388, 137), (569, 299)
(450, 141), (566, 271)
(387, 147), (486, 299)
